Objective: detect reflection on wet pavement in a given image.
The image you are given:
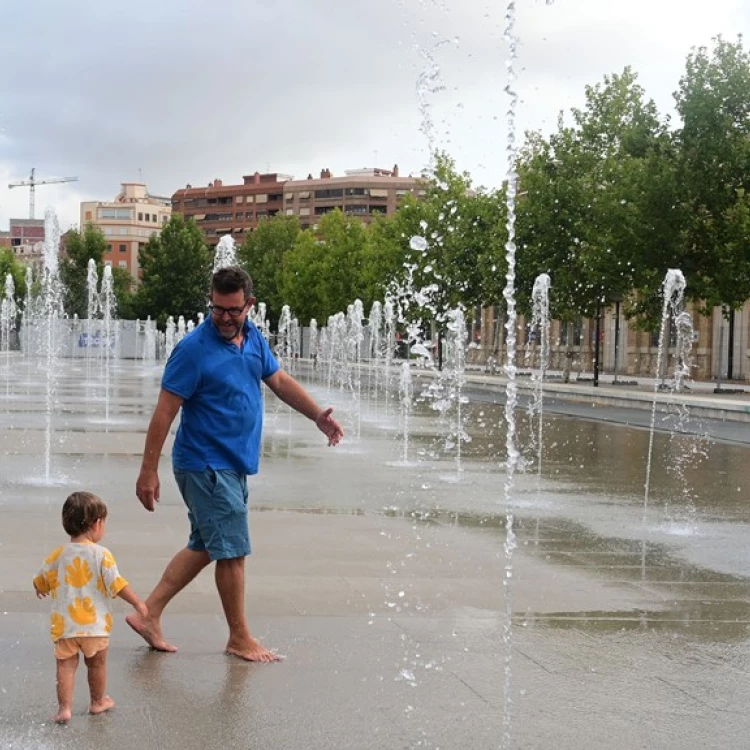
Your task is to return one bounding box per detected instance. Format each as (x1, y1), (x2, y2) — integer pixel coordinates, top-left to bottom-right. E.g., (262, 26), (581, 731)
(2, 356), (750, 748)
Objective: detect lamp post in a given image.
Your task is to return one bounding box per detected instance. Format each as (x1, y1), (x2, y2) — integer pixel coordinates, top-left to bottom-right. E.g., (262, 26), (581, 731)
(611, 294), (622, 385)
(593, 295), (602, 387)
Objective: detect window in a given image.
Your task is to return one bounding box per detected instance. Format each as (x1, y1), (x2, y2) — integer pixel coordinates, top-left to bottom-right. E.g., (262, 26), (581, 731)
(345, 205), (368, 214)
(152, 214), (157, 222)
(285, 193), (294, 201)
(119, 244), (127, 253)
(255, 194), (268, 204)
(345, 187), (368, 196)
(245, 212), (254, 219)
(369, 189), (388, 199)
(99, 208), (133, 220)
(369, 205), (387, 214)
(162, 215), (168, 224)
(298, 191), (310, 200)
(138, 212), (143, 221)
(314, 189), (343, 199)
(314, 205), (341, 216)
(106, 244), (112, 252)
(236, 196), (244, 204)
(285, 208), (295, 216)
(299, 207), (310, 217)
(104, 260), (112, 267)
(84, 211), (92, 221)
(118, 261), (127, 268)
(268, 193), (283, 202)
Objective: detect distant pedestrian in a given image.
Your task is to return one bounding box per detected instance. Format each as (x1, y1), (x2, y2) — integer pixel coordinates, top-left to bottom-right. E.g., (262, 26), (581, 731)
(33, 491), (147, 723)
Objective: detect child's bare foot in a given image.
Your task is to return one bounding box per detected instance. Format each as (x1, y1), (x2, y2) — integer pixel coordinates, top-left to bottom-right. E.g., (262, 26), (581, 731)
(126, 612), (178, 652)
(89, 695), (115, 715)
(226, 636), (283, 663)
(51, 707), (72, 724)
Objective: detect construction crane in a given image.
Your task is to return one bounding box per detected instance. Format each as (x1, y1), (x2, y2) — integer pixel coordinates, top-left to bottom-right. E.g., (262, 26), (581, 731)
(8, 168), (79, 219)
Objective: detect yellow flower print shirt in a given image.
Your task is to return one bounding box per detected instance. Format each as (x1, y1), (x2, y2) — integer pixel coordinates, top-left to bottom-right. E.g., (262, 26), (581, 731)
(33, 543), (128, 642)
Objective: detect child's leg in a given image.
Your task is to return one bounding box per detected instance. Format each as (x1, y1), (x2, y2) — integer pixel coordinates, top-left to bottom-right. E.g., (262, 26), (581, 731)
(54, 654), (79, 723)
(84, 648), (115, 715)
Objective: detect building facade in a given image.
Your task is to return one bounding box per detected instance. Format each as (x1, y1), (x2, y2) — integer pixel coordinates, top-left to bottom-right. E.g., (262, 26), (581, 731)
(80, 183), (171, 279)
(170, 172), (289, 248)
(170, 165), (423, 246)
(3, 219), (45, 270)
(281, 166), (422, 229)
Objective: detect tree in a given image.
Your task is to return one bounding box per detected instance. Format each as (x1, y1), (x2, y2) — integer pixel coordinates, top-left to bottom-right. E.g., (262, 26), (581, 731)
(280, 210), (371, 323)
(237, 215), (300, 329)
(516, 68), (680, 325)
(0, 250), (26, 306)
(673, 35), (750, 313)
(134, 215), (212, 327)
(60, 224), (107, 318)
(388, 153), (504, 330)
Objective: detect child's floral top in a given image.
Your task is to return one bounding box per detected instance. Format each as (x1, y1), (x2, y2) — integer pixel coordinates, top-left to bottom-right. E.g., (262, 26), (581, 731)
(33, 542), (128, 642)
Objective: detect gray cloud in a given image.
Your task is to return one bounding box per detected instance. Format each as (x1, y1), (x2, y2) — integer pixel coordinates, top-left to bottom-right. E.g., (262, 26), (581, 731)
(1, 0), (748, 228)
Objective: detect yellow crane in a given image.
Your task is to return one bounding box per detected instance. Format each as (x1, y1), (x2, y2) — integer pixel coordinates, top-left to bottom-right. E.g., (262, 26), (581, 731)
(8, 168), (79, 219)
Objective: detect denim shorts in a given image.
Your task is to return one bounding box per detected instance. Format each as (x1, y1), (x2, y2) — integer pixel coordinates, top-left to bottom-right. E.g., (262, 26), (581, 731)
(174, 468), (250, 561)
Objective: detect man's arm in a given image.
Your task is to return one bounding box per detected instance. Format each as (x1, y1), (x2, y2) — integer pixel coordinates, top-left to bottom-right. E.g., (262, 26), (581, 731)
(264, 370), (344, 446)
(135, 388), (184, 511)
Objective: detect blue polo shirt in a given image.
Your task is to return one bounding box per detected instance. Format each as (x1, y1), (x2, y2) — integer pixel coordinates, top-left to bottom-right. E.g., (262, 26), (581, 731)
(162, 318), (279, 475)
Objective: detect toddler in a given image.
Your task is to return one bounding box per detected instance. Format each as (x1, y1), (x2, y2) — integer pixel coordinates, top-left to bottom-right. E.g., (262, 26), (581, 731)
(33, 491), (147, 723)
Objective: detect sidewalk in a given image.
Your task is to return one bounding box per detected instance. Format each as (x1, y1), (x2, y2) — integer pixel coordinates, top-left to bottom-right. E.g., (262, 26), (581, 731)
(459, 364), (750, 424)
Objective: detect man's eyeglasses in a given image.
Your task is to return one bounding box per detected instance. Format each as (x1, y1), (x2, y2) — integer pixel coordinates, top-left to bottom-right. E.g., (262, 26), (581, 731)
(209, 303), (247, 319)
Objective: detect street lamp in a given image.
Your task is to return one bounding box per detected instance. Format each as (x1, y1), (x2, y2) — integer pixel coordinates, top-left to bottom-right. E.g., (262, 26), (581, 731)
(611, 294), (623, 385)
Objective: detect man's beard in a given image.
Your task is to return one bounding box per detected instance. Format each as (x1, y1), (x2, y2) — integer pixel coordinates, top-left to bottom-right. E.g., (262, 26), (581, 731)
(216, 320), (242, 340)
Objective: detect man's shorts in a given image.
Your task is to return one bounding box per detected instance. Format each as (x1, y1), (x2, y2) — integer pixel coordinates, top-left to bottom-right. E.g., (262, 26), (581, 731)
(174, 468), (250, 561)
(54, 636), (109, 660)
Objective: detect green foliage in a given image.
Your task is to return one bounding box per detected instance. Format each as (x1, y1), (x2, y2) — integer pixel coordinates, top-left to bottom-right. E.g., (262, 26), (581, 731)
(280, 210), (373, 323)
(387, 153), (506, 325)
(0, 250), (26, 306)
(516, 68), (681, 324)
(237, 215), (300, 328)
(133, 215), (212, 328)
(59, 224), (107, 318)
(674, 35), (750, 312)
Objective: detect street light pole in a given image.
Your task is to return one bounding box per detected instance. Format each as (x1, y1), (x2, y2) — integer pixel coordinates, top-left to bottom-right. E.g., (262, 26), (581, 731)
(612, 295), (622, 384)
(593, 297), (601, 387)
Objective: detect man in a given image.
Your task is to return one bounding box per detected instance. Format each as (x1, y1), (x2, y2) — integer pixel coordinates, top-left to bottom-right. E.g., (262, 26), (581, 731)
(127, 266), (343, 662)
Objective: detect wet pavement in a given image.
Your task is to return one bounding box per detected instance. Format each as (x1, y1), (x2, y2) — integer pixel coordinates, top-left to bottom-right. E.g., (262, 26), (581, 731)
(1, 354), (750, 748)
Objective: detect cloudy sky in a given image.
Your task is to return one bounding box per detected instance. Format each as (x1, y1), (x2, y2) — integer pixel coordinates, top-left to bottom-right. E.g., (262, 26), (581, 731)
(1, 0), (748, 230)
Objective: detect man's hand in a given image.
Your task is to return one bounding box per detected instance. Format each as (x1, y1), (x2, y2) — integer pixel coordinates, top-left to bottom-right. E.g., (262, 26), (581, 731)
(315, 408), (344, 446)
(136, 468), (160, 512)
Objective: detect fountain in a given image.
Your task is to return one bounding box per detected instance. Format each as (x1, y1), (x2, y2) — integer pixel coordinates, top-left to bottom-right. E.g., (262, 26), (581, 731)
(99, 265), (117, 423)
(1, 274), (16, 396)
(213, 234), (237, 271)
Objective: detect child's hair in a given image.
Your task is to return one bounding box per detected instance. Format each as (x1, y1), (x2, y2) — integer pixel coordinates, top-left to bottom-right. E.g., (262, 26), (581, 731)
(62, 492), (108, 537)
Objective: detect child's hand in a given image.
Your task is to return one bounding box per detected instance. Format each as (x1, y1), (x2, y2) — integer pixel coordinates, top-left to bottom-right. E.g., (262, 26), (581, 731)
(34, 585), (48, 599)
(135, 602), (148, 618)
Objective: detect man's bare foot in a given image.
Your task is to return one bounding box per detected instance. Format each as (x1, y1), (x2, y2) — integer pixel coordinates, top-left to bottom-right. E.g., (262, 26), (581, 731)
(51, 707), (72, 724)
(125, 612), (178, 652)
(89, 695), (115, 715)
(226, 636), (283, 663)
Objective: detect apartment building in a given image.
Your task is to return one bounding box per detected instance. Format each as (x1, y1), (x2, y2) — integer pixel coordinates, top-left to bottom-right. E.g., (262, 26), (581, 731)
(4, 219), (45, 269)
(282, 166), (422, 229)
(170, 172), (290, 247)
(80, 183), (171, 279)
(170, 165), (423, 246)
